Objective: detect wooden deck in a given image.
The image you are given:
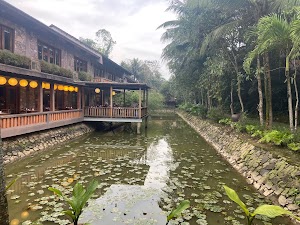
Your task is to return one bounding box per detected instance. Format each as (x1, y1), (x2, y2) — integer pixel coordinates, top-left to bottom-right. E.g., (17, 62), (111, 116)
(0, 107), (148, 138)
(0, 110), (84, 138)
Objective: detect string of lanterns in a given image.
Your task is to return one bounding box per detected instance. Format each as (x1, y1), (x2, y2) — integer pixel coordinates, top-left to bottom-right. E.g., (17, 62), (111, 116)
(0, 76), (78, 92)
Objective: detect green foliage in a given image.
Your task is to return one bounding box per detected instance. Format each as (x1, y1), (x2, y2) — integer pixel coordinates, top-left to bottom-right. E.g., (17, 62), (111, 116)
(287, 142), (300, 151)
(40, 61), (73, 78)
(219, 118), (232, 125)
(167, 200), (190, 222)
(113, 90), (139, 107)
(48, 179), (98, 225)
(78, 71), (92, 81)
(0, 50), (31, 69)
(148, 90), (165, 110)
(223, 185), (297, 225)
(259, 130), (294, 146)
(6, 177), (18, 191)
(232, 122), (246, 132)
(179, 103), (208, 118)
(207, 108), (224, 122)
(245, 125), (257, 135)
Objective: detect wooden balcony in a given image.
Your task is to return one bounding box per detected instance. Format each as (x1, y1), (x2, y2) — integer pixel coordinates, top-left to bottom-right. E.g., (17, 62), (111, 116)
(0, 109), (83, 138)
(84, 107), (148, 122)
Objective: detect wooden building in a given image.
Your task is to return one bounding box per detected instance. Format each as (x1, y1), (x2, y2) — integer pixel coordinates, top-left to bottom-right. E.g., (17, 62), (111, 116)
(0, 0), (149, 138)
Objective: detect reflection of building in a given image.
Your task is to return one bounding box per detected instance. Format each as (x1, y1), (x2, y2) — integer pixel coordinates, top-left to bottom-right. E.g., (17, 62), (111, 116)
(0, 1), (149, 138)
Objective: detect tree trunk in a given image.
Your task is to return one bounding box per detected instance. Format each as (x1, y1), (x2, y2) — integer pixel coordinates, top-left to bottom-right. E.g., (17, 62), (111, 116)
(0, 138), (9, 225)
(286, 56), (294, 132)
(263, 53), (272, 129)
(294, 70), (298, 131)
(237, 76), (244, 112)
(230, 81), (234, 115)
(257, 57), (264, 126)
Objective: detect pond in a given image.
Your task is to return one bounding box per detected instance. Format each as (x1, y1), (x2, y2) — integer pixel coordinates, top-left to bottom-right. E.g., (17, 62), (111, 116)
(5, 114), (292, 225)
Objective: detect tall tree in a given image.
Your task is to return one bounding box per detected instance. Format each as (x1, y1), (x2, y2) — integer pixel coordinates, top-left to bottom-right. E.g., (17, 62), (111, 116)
(80, 29), (116, 57)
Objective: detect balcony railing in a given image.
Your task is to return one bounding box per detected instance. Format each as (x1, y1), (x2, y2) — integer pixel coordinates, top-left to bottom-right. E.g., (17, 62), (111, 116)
(0, 109), (83, 138)
(84, 107), (148, 119)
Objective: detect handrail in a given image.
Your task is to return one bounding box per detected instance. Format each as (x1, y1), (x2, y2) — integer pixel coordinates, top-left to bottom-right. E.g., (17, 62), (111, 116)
(0, 109), (83, 129)
(84, 107), (147, 119)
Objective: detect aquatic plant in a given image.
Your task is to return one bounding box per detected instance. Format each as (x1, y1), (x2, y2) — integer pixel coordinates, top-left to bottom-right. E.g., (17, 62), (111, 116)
(48, 179), (98, 225)
(223, 185), (299, 225)
(166, 200), (190, 224)
(6, 177), (18, 191)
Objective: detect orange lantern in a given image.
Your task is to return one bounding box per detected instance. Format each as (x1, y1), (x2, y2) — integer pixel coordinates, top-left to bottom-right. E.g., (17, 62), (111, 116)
(29, 81), (38, 88)
(63, 86), (69, 92)
(95, 88), (100, 93)
(74, 87), (78, 92)
(112, 91), (116, 96)
(54, 84), (58, 90)
(68, 86), (74, 92)
(58, 85), (64, 91)
(8, 78), (18, 86)
(0, 76), (7, 85)
(19, 79), (28, 87)
(44, 83), (50, 90)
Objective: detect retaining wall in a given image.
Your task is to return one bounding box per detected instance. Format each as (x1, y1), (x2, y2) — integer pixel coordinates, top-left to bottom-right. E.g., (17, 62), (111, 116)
(2, 123), (94, 165)
(178, 112), (300, 217)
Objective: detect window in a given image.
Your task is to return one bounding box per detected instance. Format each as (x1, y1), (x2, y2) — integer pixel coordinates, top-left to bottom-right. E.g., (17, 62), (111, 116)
(94, 67), (104, 77)
(0, 25), (14, 51)
(74, 57), (87, 72)
(38, 42), (61, 66)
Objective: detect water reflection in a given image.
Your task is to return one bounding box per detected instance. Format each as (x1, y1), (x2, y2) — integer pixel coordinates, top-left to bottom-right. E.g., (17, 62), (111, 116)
(81, 138), (174, 225)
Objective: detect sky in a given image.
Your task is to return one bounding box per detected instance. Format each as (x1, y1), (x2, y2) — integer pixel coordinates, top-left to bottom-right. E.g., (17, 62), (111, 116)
(5, 0), (175, 79)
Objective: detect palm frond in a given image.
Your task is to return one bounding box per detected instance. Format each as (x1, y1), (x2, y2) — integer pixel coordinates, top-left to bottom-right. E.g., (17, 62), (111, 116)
(200, 20), (239, 56)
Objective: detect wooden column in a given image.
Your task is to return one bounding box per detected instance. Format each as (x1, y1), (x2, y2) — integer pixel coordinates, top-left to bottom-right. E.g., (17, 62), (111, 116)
(81, 88), (85, 110)
(123, 89), (126, 107)
(139, 87), (142, 119)
(143, 88), (146, 107)
(110, 86), (113, 117)
(77, 87), (82, 109)
(37, 80), (43, 112)
(146, 88), (149, 108)
(50, 83), (55, 111)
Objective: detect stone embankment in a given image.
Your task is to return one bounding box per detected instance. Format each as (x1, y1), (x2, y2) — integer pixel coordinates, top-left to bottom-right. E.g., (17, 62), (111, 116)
(178, 112), (300, 217)
(2, 123), (94, 165)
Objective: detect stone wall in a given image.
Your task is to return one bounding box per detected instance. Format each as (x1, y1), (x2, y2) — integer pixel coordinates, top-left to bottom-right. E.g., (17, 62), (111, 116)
(2, 123), (94, 165)
(178, 112), (300, 217)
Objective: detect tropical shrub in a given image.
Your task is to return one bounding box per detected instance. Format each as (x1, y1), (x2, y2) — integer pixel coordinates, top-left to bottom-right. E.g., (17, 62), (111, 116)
(78, 71), (92, 81)
(0, 50), (31, 69)
(287, 142), (300, 151)
(223, 185), (299, 225)
(167, 200), (190, 224)
(48, 179), (98, 225)
(40, 60), (74, 78)
(207, 107), (224, 122)
(259, 130), (294, 146)
(148, 90), (165, 110)
(219, 118), (232, 125)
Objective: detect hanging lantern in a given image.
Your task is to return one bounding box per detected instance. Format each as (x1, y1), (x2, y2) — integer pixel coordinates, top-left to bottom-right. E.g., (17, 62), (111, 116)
(0, 76), (7, 85)
(74, 87), (78, 92)
(19, 79), (28, 87)
(68, 86), (74, 92)
(8, 78), (18, 86)
(58, 85), (64, 91)
(29, 81), (38, 88)
(112, 91), (116, 96)
(54, 84), (58, 90)
(44, 83), (50, 90)
(64, 86), (69, 92)
(95, 88), (100, 93)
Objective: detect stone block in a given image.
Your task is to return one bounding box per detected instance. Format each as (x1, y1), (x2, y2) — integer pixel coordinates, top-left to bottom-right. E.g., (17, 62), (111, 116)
(278, 195), (287, 206)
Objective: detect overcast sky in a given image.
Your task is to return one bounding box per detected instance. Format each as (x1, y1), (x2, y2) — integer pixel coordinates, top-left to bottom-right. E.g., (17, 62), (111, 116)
(5, 0), (175, 79)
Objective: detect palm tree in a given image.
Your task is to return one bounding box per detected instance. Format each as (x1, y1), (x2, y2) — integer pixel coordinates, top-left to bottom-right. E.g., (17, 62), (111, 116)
(245, 13), (300, 131)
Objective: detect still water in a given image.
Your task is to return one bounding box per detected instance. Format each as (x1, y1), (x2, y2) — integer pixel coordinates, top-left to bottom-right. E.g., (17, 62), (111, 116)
(5, 114), (292, 225)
